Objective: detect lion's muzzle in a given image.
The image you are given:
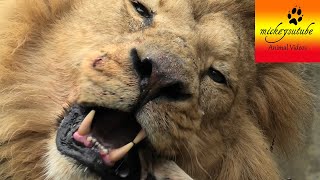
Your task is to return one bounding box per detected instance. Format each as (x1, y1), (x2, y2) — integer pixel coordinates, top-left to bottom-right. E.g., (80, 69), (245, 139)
(131, 48), (193, 108)
(56, 33), (200, 179)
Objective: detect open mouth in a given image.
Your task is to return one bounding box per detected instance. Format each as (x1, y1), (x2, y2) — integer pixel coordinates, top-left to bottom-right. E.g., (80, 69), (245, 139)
(56, 105), (147, 179)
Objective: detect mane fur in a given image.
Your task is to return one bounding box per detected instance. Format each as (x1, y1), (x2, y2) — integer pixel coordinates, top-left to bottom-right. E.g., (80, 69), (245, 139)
(0, 0), (75, 178)
(250, 64), (313, 155)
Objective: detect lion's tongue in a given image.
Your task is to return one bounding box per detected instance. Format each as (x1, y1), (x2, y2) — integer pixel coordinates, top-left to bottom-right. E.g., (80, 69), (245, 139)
(73, 109), (146, 166)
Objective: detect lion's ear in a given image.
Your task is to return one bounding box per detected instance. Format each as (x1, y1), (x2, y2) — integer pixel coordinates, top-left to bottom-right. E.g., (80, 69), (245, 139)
(249, 64), (313, 155)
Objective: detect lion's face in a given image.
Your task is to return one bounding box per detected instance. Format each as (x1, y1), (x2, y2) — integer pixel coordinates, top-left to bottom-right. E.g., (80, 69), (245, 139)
(0, 0), (311, 179)
(53, 0), (245, 178)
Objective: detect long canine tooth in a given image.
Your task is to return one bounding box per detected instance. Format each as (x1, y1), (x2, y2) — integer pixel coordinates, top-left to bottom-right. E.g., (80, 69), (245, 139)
(133, 129), (146, 144)
(108, 129), (147, 162)
(78, 110), (96, 135)
(108, 142), (134, 163)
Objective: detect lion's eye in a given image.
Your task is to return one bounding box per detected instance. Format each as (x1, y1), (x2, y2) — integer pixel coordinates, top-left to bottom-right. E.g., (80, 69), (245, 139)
(208, 67), (227, 84)
(131, 1), (152, 18)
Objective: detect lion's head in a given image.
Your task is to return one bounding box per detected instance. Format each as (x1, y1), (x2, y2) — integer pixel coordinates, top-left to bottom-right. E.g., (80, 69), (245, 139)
(0, 0), (312, 179)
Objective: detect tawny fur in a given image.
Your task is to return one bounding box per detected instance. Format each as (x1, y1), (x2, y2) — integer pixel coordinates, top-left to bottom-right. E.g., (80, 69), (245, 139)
(0, 0), (312, 179)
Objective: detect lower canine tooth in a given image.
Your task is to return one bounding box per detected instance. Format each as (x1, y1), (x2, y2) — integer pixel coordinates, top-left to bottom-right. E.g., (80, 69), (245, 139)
(108, 143), (134, 163)
(108, 129), (147, 163)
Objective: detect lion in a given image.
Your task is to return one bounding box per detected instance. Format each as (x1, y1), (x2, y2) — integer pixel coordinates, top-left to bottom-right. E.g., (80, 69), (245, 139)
(0, 0), (313, 179)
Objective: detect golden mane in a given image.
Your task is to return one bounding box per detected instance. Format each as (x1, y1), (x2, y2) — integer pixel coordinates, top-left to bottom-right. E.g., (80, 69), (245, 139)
(0, 1), (76, 178)
(250, 64), (313, 155)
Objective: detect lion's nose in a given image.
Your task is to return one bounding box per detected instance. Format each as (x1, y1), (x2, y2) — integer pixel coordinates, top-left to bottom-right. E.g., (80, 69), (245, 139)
(131, 49), (191, 105)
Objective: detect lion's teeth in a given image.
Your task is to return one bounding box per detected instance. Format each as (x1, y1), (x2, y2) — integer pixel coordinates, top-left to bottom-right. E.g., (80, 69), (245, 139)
(107, 129), (147, 163)
(94, 142), (100, 147)
(87, 136), (93, 142)
(98, 144), (104, 149)
(133, 129), (146, 144)
(86, 136), (110, 154)
(108, 142), (134, 163)
(101, 148), (109, 155)
(78, 110), (95, 135)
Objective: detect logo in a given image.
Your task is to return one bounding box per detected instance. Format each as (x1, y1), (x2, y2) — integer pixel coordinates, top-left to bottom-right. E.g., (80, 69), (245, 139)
(288, 7), (303, 25)
(255, 1), (320, 63)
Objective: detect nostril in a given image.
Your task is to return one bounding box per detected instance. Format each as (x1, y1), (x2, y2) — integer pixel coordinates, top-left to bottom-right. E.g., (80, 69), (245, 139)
(131, 49), (152, 79)
(140, 58), (152, 78)
(158, 82), (192, 101)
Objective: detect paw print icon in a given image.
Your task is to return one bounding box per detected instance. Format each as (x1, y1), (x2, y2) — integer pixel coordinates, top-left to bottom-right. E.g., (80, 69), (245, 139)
(288, 7), (303, 25)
